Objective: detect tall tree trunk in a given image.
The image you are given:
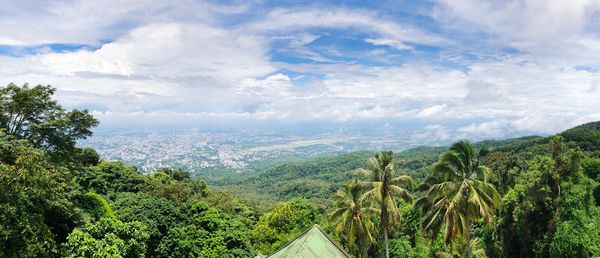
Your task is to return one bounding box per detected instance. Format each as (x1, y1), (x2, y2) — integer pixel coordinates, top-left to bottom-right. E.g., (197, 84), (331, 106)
(361, 244), (368, 258)
(381, 187), (390, 258)
(383, 227), (389, 258)
(464, 182), (472, 258)
(465, 219), (472, 258)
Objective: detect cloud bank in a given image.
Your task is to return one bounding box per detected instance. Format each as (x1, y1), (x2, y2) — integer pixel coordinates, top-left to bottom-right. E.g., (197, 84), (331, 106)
(0, 0), (599, 138)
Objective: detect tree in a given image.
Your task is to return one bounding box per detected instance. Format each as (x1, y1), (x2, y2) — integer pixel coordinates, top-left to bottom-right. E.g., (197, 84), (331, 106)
(156, 201), (255, 257)
(111, 192), (186, 257)
(421, 141), (501, 258)
(156, 225), (228, 258)
(436, 236), (487, 258)
(484, 151), (517, 195)
(145, 171), (208, 202)
(79, 192), (116, 220)
(204, 189), (254, 218)
(158, 167), (191, 181)
(77, 161), (148, 195)
(581, 157), (600, 206)
(75, 148), (100, 167)
(356, 151), (414, 258)
(62, 218), (149, 258)
(250, 199), (319, 254)
(0, 83), (98, 157)
(549, 218), (600, 257)
(498, 137), (599, 257)
(0, 145), (65, 257)
(0, 142), (88, 257)
(329, 179), (379, 258)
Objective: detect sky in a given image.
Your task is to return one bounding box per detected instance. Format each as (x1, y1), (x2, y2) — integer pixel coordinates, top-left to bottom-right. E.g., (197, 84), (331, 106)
(1, 0), (600, 139)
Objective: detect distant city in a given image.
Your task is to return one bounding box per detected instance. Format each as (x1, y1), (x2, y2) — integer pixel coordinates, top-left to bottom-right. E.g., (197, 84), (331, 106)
(80, 125), (460, 178)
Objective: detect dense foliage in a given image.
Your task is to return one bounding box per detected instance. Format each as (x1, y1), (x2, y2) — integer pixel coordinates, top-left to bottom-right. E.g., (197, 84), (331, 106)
(209, 148), (442, 210)
(0, 126), (268, 257)
(0, 83), (98, 162)
(0, 85), (262, 257)
(1, 84), (599, 257)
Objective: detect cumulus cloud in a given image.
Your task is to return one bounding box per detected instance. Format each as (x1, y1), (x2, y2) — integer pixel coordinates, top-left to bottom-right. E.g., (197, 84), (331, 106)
(0, 20), (275, 114)
(411, 124), (451, 144)
(416, 104), (449, 119)
(432, 0), (600, 64)
(0, 0), (240, 46)
(464, 80), (503, 103)
(0, 0), (599, 138)
(38, 23), (273, 80)
(458, 120), (512, 138)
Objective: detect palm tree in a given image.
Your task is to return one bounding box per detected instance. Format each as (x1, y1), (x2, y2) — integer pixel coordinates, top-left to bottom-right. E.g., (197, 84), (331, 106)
(421, 140), (501, 258)
(356, 151), (414, 258)
(330, 179), (379, 258)
(437, 236), (488, 258)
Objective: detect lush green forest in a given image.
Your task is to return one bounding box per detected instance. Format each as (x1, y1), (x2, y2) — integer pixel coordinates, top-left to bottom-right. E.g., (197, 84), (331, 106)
(1, 84), (599, 258)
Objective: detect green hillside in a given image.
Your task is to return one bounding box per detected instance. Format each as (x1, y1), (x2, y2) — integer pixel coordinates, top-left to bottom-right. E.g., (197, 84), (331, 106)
(211, 123), (600, 207)
(209, 152), (372, 207)
(560, 121), (600, 155)
(475, 135), (546, 151)
(2, 84), (599, 258)
(209, 146), (447, 207)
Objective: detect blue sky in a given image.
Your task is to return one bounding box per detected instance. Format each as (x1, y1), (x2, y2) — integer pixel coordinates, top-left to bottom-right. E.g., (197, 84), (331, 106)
(1, 0), (600, 139)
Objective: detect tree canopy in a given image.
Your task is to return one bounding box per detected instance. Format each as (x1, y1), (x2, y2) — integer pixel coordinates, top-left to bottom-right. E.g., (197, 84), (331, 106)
(0, 83), (97, 161)
(1, 84), (599, 257)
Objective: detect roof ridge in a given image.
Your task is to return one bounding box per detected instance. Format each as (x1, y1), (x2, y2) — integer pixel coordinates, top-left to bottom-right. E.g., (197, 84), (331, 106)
(267, 225), (314, 257)
(314, 224), (351, 258)
(267, 224), (351, 258)
(290, 225), (318, 257)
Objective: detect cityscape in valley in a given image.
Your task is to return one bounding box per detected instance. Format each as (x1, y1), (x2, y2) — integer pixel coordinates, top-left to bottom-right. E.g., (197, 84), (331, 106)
(81, 127), (415, 176)
(81, 124), (529, 177)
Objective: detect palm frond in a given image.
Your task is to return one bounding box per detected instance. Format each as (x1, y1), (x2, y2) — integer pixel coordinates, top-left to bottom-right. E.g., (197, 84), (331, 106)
(391, 175), (415, 187)
(390, 185), (413, 203)
(329, 178), (378, 253)
(421, 140), (502, 247)
(354, 168), (374, 179)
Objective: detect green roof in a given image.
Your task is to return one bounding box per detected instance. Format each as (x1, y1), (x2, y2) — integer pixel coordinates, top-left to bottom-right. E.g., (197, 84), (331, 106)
(268, 225), (351, 258)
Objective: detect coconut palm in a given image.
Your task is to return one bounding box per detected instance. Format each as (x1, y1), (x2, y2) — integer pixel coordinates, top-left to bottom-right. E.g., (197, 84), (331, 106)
(356, 151), (414, 258)
(330, 179), (379, 258)
(437, 236), (488, 258)
(421, 140), (500, 258)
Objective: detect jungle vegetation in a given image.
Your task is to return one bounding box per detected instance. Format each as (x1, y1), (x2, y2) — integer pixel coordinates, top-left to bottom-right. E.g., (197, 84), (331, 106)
(1, 83), (599, 257)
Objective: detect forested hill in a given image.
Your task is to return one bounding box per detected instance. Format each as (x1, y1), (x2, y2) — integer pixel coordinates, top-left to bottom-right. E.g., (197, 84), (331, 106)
(209, 151), (372, 202)
(208, 146), (446, 206)
(559, 121), (600, 154)
(210, 122), (600, 205)
(476, 121), (600, 155)
(2, 84), (599, 257)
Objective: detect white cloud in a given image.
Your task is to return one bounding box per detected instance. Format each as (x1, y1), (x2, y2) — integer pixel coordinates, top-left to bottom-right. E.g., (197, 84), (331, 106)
(364, 38), (412, 50)
(37, 23), (273, 80)
(248, 8), (447, 47)
(572, 113), (600, 126)
(458, 120), (511, 138)
(237, 74), (292, 95)
(464, 80), (503, 103)
(0, 0), (599, 138)
(416, 104), (448, 118)
(432, 0), (600, 65)
(411, 124), (451, 144)
(0, 0), (237, 46)
(510, 112), (579, 134)
(0, 21), (275, 114)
